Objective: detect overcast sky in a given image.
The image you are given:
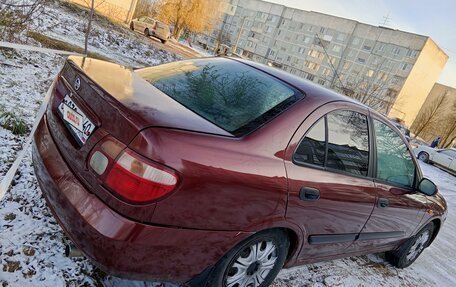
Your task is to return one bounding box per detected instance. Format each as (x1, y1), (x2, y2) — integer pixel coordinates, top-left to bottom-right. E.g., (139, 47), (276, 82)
(267, 0), (455, 88)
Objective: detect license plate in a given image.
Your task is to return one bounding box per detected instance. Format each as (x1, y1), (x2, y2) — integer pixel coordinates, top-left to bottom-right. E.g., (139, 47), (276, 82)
(58, 95), (95, 145)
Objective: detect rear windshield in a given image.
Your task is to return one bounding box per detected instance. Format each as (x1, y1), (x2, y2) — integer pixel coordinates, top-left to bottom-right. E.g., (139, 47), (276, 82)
(137, 59), (302, 136)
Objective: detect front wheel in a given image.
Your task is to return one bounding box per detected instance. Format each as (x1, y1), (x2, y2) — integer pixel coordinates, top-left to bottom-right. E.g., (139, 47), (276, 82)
(208, 229), (289, 287)
(144, 28), (149, 36)
(418, 151), (429, 163)
(386, 223), (434, 268)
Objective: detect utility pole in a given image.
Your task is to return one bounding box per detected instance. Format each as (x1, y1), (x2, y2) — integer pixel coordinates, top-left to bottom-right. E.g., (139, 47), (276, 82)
(233, 16), (246, 54)
(126, 0), (139, 24)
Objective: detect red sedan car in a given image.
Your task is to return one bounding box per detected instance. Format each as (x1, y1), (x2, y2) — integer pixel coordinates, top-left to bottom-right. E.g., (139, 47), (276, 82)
(33, 56), (447, 287)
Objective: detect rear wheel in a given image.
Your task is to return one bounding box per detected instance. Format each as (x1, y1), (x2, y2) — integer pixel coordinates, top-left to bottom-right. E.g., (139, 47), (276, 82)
(208, 229), (289, 287)
(386, 223), (434, 268)
(144, 28), (149, 36)
(418, 151), (429, 163)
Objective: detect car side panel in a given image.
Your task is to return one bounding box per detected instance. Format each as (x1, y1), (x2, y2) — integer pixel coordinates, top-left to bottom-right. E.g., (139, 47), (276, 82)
(284, 102), (376, 259)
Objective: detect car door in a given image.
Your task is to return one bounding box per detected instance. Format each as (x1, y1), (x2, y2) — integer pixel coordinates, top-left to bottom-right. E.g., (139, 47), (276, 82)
(285, 104), (377, 260)
(144, 17), (155, 31)
(135, 17), (145, 30)
(354, 117), (428, 250)
(432, 149), (456, 169)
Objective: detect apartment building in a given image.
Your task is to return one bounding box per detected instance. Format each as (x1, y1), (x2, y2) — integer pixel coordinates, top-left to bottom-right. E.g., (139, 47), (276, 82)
(198, 0), (448, 126)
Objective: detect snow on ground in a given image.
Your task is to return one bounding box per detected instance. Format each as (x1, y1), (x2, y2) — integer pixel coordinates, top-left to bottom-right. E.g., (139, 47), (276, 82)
(1, 2), (456, 286)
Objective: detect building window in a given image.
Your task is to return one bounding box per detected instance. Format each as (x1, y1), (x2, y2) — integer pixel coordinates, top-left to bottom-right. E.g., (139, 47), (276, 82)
(298, 47), (305, 54)
(320, 27), (326, 33)
(363, 45), (372, 51)
(352, 37), (360, 45)
(308, 49), (325, 60)
(280, 46), (287, 52)
(304, 61), (320, 71)
(357, 58), (366, 63)
(318, 79), (326, 85)
(303, 36), (311, 44)
(321, 67), (332, 76)
(308, 25), (314, 32)
(406, 49), (418, 58)
(377, 72), (388, 81)
(327, 56), (336, 65)
(342, 62), (350, 70)
(278, 30), (282, 35)
(366, 69), (374, 77)
(392, 47), (401, 55)
(287, 56), (291, 62)
(299, 23), (304, 30)
(306, 73), (316, 81)
(269, 50), (275, 56)
(401, 63), (411, 71)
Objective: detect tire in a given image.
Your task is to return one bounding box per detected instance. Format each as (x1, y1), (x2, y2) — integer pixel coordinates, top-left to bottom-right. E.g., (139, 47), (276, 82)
(144, 28), (149, 36)
(207, 229), (289, 287)
(161, 39), (167, 44)
(417, 151), (429, 163)
(130, 22), (134, 30)
(386, 223), (434, 268)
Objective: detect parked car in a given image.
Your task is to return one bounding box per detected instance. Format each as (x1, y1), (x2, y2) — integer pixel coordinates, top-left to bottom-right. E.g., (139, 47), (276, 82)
(389, 118), (411, 142)
(414, 145), (456, 174)
(33, 56), (447, 287)
(130, 16), (171, 43)
(410, 137), (429, 149)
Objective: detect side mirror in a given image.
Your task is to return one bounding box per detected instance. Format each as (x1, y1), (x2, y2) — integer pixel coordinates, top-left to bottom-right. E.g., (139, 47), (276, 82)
(418, 178), (438, 196)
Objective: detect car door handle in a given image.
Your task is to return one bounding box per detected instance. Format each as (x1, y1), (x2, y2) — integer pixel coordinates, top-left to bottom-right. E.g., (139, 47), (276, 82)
(299, 187), (320, 201)
(378, 198), (389, 208)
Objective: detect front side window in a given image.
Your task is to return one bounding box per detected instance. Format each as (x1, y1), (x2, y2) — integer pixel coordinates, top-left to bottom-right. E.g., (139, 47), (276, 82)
(374, 120), (415, 187)
(294, 110), (370, 177)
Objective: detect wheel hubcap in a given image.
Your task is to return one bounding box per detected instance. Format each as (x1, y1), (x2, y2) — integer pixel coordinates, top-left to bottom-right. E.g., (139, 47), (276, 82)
(406, 230), (430, 262)
(225, 240), (278, 287)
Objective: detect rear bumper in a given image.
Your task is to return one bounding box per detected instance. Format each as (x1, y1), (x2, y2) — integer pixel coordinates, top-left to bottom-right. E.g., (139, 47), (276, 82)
(32, 115), (251, 283)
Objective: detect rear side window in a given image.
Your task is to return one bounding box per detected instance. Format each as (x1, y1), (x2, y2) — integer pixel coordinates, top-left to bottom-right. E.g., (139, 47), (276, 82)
(374, 120), (415, 187)
(294, 118), (325, 167)
(137, 59), (302, 136)
(294, 110), (370, 176)
(326, 111), (369, 176)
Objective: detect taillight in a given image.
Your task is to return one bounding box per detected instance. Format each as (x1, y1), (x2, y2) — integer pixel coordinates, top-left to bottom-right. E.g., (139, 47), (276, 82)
(88, 138), (179, 203)
(104, 149), (178, 203)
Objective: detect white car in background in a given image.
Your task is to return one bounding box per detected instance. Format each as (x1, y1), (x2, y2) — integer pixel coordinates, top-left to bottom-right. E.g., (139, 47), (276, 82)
(130, 16), (171, 43)
(414, 146), (456, 174)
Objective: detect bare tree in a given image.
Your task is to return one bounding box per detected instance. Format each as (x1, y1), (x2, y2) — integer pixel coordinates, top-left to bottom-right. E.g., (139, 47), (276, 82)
(133, 0), (162, 19)
(439, 100), (456, 148)
(0, 0), (49, 42)
(411, 90), (449, 138)
(80, 0), (106, 55)
(156, 0), (222, 39)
